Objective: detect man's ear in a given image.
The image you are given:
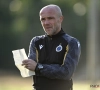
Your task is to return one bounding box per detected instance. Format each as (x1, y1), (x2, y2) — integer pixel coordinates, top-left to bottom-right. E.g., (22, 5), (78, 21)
(60, 16), (64, 23)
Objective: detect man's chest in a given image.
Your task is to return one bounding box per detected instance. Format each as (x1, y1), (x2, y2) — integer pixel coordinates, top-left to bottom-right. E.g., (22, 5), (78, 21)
(35, 37), (68, 64)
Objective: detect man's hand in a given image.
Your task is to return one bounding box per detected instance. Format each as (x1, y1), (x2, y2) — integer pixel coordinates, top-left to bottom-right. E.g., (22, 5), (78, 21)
(22, 59), (37, 71)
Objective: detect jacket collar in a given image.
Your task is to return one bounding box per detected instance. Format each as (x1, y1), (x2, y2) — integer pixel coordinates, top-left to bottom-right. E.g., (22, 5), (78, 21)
(46, 28), (65, 38)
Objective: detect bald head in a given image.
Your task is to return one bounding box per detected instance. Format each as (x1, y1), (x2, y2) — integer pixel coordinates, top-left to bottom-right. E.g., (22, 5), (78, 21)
(39, 4), (63, 36)
(39, 4), (62, 17)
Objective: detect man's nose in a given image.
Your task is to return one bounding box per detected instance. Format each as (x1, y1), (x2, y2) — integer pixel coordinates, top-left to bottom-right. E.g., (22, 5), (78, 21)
(44, 20), (49, 24)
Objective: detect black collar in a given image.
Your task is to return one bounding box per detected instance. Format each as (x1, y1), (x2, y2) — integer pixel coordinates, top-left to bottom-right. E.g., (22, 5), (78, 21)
(46, 28), (65, 38)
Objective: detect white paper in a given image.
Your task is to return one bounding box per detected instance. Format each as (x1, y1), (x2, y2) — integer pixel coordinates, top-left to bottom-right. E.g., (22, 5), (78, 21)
(12, 48), (35, 77)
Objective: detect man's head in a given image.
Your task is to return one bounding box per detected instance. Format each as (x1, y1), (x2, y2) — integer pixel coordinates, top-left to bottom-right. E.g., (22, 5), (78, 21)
(39, 4), (63, 36)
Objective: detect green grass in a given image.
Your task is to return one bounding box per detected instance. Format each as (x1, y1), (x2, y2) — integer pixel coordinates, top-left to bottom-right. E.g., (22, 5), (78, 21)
(0, 75), (99, 90)
(0, 75), (32, 90)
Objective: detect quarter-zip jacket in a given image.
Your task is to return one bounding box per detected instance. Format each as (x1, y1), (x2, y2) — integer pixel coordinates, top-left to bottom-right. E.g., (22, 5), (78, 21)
(28, 29), (81, 90)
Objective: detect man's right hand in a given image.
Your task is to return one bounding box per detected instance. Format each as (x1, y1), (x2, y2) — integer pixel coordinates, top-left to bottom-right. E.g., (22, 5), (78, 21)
(22, 59), (37, 71)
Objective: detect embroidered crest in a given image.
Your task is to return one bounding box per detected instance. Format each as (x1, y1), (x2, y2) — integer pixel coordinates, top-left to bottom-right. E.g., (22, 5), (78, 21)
(56, 45), (62, 52)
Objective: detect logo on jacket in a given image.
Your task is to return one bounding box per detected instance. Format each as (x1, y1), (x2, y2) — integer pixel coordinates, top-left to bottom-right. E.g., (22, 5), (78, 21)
(56, 44), (62, 52)
(39, 45), (44, 49)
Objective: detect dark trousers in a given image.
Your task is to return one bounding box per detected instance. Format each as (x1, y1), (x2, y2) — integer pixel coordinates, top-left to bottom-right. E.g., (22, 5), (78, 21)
(33, 87), (73, 90)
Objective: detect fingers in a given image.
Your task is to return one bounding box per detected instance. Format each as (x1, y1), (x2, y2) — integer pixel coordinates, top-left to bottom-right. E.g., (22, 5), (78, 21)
(22, 59), (30, 65)
(21, 59), (37, 71)
(22, 61), (29, 69)
(24, 63), (32, 70)
(25, 64), (29, 69)
(22, 59), (28, 63)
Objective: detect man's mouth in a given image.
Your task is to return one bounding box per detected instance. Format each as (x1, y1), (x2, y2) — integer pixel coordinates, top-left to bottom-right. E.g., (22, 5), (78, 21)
(45, 27), (52, 29)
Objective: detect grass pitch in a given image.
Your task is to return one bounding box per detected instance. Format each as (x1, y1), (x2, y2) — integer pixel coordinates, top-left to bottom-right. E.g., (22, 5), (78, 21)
(0, 74), (99, 90)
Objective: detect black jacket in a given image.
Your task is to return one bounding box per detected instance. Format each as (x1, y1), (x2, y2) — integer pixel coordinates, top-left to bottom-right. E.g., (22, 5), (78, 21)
(28, 29), (81, 90)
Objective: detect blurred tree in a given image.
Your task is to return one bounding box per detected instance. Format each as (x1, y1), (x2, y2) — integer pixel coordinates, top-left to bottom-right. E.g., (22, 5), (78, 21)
(0, 0), (18, 70)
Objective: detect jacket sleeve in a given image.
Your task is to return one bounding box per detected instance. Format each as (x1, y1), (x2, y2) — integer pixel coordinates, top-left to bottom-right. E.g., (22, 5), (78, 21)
(39, 39), (81, 80)
(28, 37), (37, 62)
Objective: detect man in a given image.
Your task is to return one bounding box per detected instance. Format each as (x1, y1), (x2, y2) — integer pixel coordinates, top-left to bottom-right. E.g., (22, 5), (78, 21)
(22, 4), (81, 90)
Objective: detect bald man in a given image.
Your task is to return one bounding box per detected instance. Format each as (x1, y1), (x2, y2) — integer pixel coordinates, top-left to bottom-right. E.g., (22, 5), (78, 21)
(22, 4), (81, 90)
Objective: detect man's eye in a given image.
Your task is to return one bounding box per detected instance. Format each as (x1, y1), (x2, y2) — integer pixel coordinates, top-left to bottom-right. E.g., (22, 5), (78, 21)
(48, 17), (54, 19)
(41, 18), (45, 21)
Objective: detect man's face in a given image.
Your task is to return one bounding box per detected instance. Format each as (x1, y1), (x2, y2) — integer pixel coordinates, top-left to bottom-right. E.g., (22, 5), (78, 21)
(40, 8), (63, 35)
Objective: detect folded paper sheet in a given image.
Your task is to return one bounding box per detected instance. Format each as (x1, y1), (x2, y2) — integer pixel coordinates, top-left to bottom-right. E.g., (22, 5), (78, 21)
(12, 48), (35, 77)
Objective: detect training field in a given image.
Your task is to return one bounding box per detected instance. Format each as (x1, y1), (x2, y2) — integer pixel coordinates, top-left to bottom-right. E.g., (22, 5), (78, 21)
(0, 74), (99, 90)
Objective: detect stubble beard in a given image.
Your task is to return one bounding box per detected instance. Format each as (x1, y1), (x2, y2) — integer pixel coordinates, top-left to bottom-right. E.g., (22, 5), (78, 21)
(45, 28), (57, 36)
